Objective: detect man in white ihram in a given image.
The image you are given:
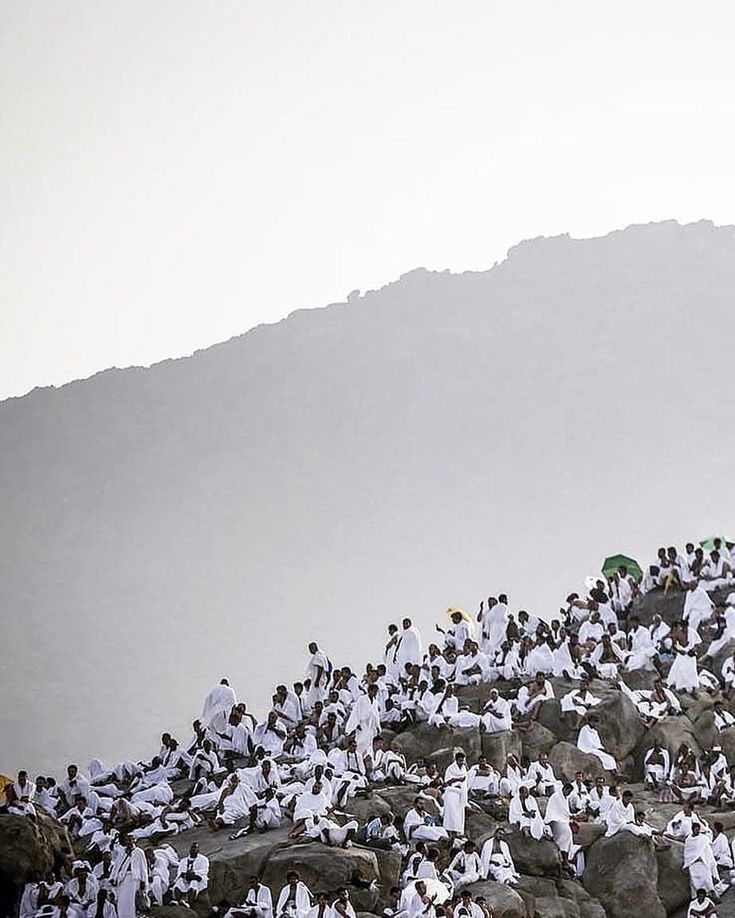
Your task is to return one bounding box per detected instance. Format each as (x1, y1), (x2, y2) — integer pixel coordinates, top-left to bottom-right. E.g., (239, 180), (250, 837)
(201, 679), (237, 733)
(683, 823), (722, 898)
(344, 684), (381, 757)
(110, 835), (148, 918)
(395, 619), (423, 672)
(173, 842), (209, 907)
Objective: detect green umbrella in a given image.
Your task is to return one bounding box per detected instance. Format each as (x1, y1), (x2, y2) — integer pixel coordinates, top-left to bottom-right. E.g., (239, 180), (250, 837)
(699, 536), (729, 552)
(602, 554), (643, 581)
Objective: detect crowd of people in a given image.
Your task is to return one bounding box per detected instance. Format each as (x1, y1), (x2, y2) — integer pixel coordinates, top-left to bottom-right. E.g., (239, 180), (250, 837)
(4, 539), (735, 918)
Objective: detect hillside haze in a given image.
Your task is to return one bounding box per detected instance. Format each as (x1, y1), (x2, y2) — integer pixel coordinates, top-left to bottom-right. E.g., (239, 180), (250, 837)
(2, 219), (735, 776)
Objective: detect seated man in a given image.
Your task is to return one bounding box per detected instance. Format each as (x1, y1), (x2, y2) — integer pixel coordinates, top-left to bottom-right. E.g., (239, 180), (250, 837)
(481, 690), (512, 733)
(527, 753), (560, 797)
(687, 889), (718, 918)
(643, 743), (671, 790)
(480, 827), (518, 886)
(224, 875), (274, 918)
(508, 785), (544, 840)
(514, 674), (554, 722)
(443, 840), (483, 890)
(577, 716), (617, 773)
(560, 676), (600, 729)
(713, 701), (735, 732)
(605, 790), (649, 837)
(403, 797), (448, 842)
(173, 843), (209, 908)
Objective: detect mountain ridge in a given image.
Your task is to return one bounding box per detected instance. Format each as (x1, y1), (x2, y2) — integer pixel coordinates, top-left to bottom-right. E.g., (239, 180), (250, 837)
(4, 218), (731, 407)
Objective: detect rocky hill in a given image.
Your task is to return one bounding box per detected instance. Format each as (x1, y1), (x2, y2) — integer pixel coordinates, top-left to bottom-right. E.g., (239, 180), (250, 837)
(3, 219), (735, 776)
(4, 588), (735, 918)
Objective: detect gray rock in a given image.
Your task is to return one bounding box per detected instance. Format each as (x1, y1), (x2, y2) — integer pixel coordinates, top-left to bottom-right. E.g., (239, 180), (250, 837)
(514, 876), (557, 898)
(591, 688), (646, 761)
(505, 829), (561, 876)
(392, 724), (480, 767)
(532, 897), (581, 918)
(577, 902), (607, 918)
(582, 833), (666, 918)
(261, 843), (383, 912)
(548, 742), (611, 782)
(655, 840), (690, 914)
(168, 825), (292, 906)
(633, 716), (702, 771)
(481, 730), (522, 770)
(555, 879), (590, 902)
(463, 880), (529, 918)
(373, 786), (440, 821)
(520, 722), (558, 761)
(0, 813), (73, 916)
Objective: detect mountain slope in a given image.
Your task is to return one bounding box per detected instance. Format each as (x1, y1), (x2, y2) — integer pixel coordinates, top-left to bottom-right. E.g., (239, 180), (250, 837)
(2, 219), (734, 774)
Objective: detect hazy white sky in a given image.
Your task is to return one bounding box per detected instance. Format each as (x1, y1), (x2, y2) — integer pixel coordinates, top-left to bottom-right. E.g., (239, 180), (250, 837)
(2, 0), (734, 400)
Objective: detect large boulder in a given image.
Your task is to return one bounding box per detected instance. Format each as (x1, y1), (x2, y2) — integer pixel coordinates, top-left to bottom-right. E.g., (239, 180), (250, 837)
(582, 833), (665, 918)
(463, 881), (529, 918)
(520, 722), (558, 761)
(655, 840), (690, 914)
(505, 829), (561, 877)
(261, 843), (383, 912)
(532, 898), (580, 918)
(392, 724), (480, 767)
(572, 823), (606, 851)
(629, 590), (685, 626)
(456, 683), (495, 713)
(481, 730), (522, 770)
(692, 710), (718, 753)
(465, 810), (499, 845)
(633, 716), (702, 770)
(168, 824), (291, 906)
(340, 795), (392, 824)
(0, 814), (73, 918)
(555, 879), (591, 903)
(548, 743), (610, 782)
(514, 876), (557, 898)
(537, 700), (574, 743)
(577, 903), (607, 918)
(591, 689), (646, 761)
(151, 908), (194, 918)
(0, 813), (72, 879)
(373, 786), (440, 821)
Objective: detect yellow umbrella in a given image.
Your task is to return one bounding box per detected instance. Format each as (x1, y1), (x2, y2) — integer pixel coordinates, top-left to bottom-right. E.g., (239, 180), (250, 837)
(0, 775), (13, 802)
(447, 607), (475, 637)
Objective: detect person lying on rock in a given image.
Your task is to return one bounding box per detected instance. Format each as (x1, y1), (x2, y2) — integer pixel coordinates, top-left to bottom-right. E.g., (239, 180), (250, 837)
(665, 801), (713, 840)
